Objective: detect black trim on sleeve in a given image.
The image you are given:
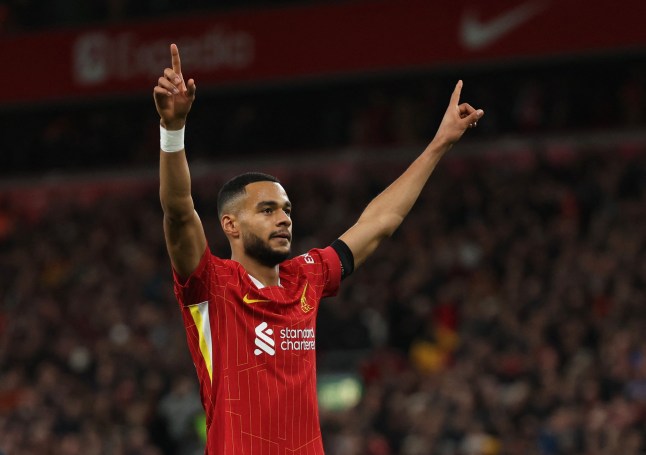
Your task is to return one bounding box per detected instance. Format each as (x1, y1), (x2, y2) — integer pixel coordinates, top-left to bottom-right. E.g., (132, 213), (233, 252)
(331, 239), (355, 280)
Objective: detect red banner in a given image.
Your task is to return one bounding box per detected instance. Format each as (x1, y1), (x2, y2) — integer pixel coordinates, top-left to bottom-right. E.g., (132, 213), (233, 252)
(2, 0), (645, 105)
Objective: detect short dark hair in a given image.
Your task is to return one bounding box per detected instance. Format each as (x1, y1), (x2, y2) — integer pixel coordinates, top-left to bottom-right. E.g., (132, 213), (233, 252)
(217, 172), (281, 218)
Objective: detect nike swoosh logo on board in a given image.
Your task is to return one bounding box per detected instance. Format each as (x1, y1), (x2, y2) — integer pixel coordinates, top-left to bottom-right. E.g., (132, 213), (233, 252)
(461, 1), (547, 51)
(243, 293), (271, 305)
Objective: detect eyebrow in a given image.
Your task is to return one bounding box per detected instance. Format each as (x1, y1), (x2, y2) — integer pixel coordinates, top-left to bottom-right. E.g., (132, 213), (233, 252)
(256, 200), (292, 209)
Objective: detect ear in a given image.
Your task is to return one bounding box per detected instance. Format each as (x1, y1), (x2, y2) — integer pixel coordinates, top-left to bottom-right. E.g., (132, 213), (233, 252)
(221, 214), (240, 238)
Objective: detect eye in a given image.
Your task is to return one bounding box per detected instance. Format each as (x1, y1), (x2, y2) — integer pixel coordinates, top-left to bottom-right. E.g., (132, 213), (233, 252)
(284, 208), (292, 217)
(262, 208), (273, 215)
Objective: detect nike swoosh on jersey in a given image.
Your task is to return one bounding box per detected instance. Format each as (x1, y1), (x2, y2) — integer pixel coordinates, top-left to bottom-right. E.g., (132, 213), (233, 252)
(460, 1), (546, 51)
(243, 293), (271, 304)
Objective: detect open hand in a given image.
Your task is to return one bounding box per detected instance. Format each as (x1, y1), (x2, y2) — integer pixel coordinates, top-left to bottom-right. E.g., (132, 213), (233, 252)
(153, 44), (196, 130)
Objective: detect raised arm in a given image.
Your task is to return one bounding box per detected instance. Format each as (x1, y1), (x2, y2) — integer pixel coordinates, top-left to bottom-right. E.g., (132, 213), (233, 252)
(155, 44), (206, 279)
(339, 80), (483, 268)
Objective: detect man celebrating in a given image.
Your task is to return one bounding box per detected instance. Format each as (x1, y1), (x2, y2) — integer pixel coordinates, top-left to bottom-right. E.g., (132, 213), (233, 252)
(154, 44), (483, 454)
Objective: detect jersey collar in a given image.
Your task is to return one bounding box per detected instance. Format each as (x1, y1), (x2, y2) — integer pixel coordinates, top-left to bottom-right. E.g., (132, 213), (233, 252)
(248, 273), (282, 289)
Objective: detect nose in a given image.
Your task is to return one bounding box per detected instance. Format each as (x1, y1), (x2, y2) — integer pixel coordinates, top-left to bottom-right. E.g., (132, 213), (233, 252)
(277, 210), (291, 227)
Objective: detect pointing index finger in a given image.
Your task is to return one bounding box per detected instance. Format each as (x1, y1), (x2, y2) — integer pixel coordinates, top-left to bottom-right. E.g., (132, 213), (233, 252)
(450, 80), (463, 106)
(170, 43), (186, 90)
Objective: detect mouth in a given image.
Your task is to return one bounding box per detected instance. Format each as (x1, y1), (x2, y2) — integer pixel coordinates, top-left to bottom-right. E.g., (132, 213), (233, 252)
(270, 232), (292, 242)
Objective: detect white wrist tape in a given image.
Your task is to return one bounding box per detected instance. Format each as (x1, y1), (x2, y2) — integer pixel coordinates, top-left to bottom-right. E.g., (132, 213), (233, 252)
(160, 125), (185, 152)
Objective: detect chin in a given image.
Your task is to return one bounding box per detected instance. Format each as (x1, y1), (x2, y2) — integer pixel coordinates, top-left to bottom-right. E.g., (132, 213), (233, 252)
(243, 232), (291, 266)
(272, 238), (291, 249)
(273, 242), (291, 255)
(274, 245), (291, 256)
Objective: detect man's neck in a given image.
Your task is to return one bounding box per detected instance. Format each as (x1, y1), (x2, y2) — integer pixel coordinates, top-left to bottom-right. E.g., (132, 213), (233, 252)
(232, 254), (281, 287)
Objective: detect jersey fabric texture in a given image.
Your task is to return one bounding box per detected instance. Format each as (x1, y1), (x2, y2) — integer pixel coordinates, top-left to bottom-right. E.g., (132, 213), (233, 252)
(173, 246), (342, 455)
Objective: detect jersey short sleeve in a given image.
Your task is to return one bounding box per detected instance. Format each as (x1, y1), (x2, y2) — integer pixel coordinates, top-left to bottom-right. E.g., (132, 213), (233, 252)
(172, 246), (236, 309)
(172, 247), (214, 308)
(298, 246), (343, 298)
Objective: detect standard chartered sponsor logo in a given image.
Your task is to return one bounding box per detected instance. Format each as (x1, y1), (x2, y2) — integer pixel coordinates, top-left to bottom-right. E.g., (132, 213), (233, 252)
(280, 328), (316, 351)
(254, 322), (275, 356)
(253, 323), (316, 356)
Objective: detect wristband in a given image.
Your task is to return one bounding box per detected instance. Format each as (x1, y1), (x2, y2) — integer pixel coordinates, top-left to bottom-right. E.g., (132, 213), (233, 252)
(160, 125), (185, 152)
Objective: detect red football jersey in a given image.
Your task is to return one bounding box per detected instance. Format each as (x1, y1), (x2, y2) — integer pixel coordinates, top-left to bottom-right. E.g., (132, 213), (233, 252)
(173, 246), (342, 455)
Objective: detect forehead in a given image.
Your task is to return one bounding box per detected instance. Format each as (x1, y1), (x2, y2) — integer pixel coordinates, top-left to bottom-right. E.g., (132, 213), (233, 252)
(243, 181), (290, 206)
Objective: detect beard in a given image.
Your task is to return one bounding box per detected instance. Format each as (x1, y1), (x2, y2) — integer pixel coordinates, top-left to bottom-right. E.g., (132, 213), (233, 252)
(242, 231), (290, 267)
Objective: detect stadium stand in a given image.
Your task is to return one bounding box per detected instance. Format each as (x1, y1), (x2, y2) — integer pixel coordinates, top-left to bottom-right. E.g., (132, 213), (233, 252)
(1, 56), (644, 177)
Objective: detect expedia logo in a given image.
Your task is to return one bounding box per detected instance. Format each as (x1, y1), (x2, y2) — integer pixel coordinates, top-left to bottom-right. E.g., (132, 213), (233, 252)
(254, 322), (275, 356)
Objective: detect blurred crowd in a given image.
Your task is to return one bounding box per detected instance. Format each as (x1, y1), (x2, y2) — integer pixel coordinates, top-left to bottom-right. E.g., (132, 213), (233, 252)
(1, 142), (645, 455)
(2, 56), (645, 177)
